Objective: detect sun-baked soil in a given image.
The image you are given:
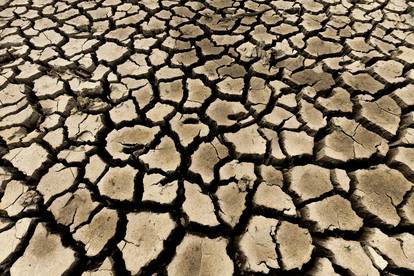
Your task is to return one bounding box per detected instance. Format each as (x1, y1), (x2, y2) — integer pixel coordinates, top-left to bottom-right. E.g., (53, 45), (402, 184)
(1, 0), (414, 275)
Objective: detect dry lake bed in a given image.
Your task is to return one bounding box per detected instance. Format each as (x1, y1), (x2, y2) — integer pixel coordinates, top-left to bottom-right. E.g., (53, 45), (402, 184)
(1, 0), (414, 275)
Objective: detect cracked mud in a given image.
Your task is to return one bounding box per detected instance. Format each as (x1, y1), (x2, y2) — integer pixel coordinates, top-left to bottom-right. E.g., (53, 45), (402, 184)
(0, 0), (414, 275)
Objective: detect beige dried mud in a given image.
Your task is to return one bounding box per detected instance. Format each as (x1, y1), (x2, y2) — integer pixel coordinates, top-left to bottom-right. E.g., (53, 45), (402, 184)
(1, 0), (414, 274)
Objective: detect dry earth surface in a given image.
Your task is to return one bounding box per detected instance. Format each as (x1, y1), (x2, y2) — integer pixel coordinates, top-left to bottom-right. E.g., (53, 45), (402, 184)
(0, 0), (414, 275)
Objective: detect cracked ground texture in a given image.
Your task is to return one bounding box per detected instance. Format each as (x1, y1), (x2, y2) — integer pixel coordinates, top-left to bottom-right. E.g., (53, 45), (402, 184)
(0, 0), (414, 275)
